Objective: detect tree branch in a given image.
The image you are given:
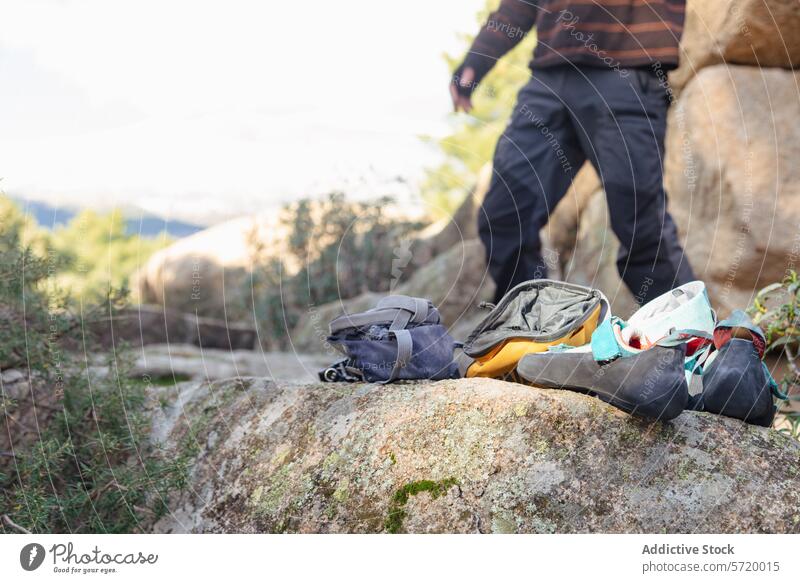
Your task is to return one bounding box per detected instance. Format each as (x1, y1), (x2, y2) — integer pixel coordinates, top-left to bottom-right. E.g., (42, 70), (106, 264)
(2, 514), (32, 534)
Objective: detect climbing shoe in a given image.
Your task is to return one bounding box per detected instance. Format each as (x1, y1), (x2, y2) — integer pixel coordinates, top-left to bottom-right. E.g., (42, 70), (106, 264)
(688, 310), (781, 427)
(538, 282), (715, 392)
(516, 345), (689, 421)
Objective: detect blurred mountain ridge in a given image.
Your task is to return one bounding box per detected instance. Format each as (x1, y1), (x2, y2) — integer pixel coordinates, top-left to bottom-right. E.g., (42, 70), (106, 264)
(12, 196), (204, 239)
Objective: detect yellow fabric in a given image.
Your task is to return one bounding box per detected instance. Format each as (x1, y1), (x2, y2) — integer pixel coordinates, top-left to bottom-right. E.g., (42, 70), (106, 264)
(465, 303), (602, 379)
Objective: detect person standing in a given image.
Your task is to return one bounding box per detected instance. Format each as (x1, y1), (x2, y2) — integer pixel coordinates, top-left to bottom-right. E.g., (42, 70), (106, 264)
(451, 0), (695, 304)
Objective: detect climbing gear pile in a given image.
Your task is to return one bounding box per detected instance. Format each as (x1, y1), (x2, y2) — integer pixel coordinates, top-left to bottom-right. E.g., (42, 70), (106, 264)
(319, 279), (784, 429)
(588, 281), (715, 374)
(515, 281), (716, 421)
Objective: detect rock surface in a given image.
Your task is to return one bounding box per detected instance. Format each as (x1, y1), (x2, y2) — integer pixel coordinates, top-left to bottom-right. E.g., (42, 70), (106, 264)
(665, 64), (800, 314)
(131, 344), (328, 383)
(87, 304), (256, 351)
(150, 377), (800, 534)
(671, 0), (800, 91)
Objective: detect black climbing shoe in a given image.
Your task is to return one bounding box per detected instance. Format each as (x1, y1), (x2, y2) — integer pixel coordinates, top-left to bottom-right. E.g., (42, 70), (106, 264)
(516, 345), (688, 421)
(689, 338), (776, 427)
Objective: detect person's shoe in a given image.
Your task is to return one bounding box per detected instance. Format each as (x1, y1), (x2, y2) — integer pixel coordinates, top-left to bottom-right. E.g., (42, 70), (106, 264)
(516, 345), (688, 421)
(687, 310), (779, 427)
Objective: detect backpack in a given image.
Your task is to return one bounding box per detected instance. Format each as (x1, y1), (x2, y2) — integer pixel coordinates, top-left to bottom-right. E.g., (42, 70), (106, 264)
(459, 279), (610, 379)
(320, 295), (459, 383)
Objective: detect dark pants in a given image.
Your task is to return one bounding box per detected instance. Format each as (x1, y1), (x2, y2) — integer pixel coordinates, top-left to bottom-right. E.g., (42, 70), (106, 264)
(479, 65), (695, 305)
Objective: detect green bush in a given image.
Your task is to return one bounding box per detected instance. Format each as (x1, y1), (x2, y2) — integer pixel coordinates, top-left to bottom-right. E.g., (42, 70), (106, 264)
(0, 196), (170, 305)
(0, 199), (187, 533)
(48, 209), (170, 303)
(750, 270), (800, 438)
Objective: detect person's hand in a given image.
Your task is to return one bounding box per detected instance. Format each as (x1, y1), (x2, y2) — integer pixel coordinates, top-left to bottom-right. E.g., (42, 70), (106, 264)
(450, 66), (475, 113)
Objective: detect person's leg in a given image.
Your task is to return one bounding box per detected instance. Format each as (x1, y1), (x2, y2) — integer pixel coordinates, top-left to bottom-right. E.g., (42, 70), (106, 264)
(479, 68), (586, 303)
(567, 67), (694, 305)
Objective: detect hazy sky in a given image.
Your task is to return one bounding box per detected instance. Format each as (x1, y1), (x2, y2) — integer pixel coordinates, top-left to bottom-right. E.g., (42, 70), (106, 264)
(0, 0), (486, 224)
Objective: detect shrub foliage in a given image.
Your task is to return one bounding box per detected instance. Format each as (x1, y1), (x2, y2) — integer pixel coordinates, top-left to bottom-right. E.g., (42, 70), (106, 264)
(0, 197), (187, 533)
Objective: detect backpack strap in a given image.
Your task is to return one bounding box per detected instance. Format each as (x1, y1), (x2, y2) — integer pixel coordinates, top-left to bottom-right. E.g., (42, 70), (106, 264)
(318, 358), (364, 383)
(381, 328), (413, 384)
(329, 296), (434, 334)
(377, 296), (432, 329)
(764, 362), (787, 400)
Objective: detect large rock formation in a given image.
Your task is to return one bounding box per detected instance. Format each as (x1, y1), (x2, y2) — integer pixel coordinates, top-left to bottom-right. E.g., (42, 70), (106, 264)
(665, 64), (800, 314)
(150, 376), (800, 533)
(671, 0), (800, 91)
(87, 304), (257, 351)
(133, 216), (270, 317)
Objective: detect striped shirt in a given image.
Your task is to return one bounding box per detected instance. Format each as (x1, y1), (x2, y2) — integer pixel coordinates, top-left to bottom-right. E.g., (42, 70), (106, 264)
(462, 0), (685, 84)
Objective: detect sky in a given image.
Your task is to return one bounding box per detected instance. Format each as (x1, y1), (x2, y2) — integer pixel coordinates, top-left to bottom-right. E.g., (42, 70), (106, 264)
(0, 0), (485, 225)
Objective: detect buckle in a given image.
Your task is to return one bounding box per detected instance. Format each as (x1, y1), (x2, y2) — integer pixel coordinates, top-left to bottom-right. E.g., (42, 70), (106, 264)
(319, 359), (364, 383)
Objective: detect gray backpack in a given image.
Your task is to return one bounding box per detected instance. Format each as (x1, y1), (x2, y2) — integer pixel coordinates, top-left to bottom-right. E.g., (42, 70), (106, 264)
(320, 295), (459, 384)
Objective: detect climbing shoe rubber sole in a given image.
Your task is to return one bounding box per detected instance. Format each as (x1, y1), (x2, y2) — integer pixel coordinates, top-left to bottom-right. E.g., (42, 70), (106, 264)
(516, 345), (689, 421)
